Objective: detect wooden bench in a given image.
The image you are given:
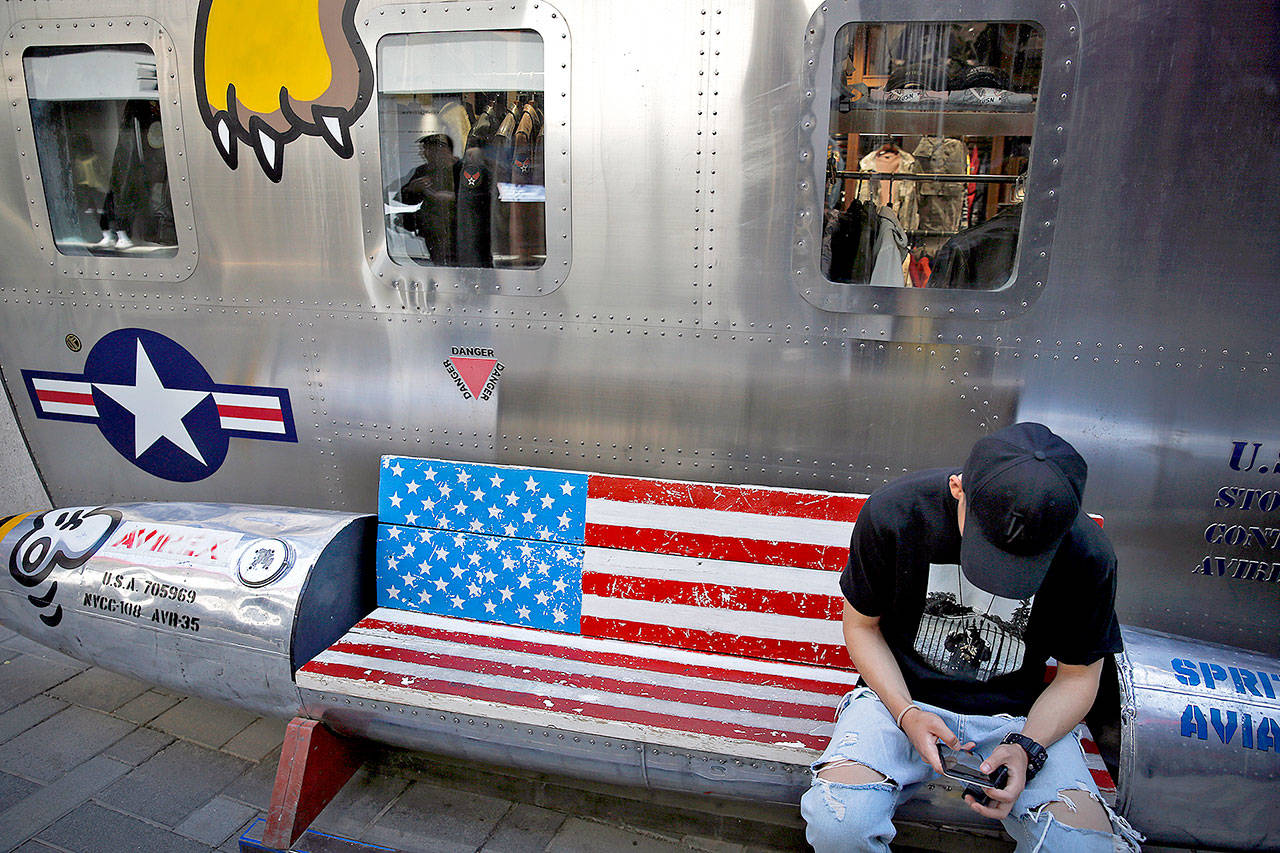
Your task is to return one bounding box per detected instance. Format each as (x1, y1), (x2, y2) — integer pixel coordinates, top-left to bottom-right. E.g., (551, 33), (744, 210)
(284, 455), (1114, 844)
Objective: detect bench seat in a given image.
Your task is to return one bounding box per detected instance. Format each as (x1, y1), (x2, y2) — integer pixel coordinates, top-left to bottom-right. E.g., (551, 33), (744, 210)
(298, 608), (861, 765)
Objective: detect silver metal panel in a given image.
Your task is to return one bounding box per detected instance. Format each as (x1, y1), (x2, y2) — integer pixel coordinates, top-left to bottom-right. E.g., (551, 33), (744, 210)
(1116, 627), (1280, 849)
(0, 502), (368, 717)
(0, 0), (1275, 673)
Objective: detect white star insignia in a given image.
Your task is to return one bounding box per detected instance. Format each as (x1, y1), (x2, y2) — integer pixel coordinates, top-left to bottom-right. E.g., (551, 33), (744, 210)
(499, 586), (514, 602)
(560, 481), (575, 495)
(405, 481), (420, 494)
(535, 591), (551, 606)
(488, 506), (503, 519)
(450, 564), (466, 578)
(552, 607), (567, 625)
(516, 605), (531, 620)
(433, 578), (449, 592)
(456, 470), (471, 486)
(524, 475), (539, 493)
(540, 494), (555, 510)
(386, 586), (400, 599)
(518, 572), (532, 588)
(503, 523), (517, 536)
(483, 599), (497, 614)
(93, 339), (212, 465)
(505, 492), (520, 507)
(471, 487), (486, 502)
(404, 511), (420, 525)
(450, 595), (465, 609)
(387, 526), (402, 539)
(422, 497), (437, 511)
(438, 484), (453, 499)
(522, 509), (536, 524)
(490, 474), (504, 488)
(390, 462), (404, 477)
(389, 493), (403, 508)
(557, 512), (571, 529)
(423, 466), (437, 481)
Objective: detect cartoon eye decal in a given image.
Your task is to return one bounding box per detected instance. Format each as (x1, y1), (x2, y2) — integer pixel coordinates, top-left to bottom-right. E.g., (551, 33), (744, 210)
(194, 0), (374, 183)
(9, 507), (123, 628)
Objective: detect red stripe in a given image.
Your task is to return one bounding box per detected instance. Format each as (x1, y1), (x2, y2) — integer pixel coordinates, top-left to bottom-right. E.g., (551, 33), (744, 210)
(581, 616), (853, 669)
(37, 389), (95, 407)
(324, 640), (836, 721)
(1079, 737), (1100, 755)
(588, 474), (865, 522)
(302, 659), (832, 750)
(585, 523), (848, 572)
(355, 617), (856, 694)
(582, 572), (842, 620)
(216, 404), (283, 422)
(1090, 768), (1116, 790)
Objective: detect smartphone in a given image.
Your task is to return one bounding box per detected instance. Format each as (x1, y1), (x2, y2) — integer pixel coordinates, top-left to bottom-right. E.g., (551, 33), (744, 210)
(936, 744), (1008, 807)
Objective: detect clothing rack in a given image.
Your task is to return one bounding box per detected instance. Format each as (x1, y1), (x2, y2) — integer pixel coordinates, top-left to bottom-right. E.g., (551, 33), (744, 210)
(836, 170), (1018, 184)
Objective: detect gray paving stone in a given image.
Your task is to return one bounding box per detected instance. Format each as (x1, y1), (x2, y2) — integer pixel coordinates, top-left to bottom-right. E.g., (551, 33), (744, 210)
(0, 635), (86, 670)
(0, 705), (136, 783)
(38, 801), (210, 853)
(0, 694), (67, 745)
(0, 769), (41, 812)
(358, 778), (511, 853)
(480, 802), (567, 852)
(309, 766), (413, 841)
(103, 726), (174, 766)
(97, 737), (250, 826)
(218, 812), (264, 852)
(222, 715), (287, 762)
(12, 841), (60, 853)
(221, 745), (283, 808)
(113, 688), (182, 724)
(46, 667), (149, 713)
(0, 754), (131, 851)
(174, 793), (260, 846)
(0, 654), (83, 714)
(150, 695), (258, 748)
(546, 817), (692, 853)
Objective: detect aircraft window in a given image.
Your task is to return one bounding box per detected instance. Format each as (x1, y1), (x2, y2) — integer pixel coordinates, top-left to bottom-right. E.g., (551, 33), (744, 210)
(822, 22), (1043, 291)
(377, 30), (546, 270)
(23, 45), (178, 259)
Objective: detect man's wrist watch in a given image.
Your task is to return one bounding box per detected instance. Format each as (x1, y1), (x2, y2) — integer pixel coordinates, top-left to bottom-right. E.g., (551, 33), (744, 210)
(1001, 732), (1048, 781)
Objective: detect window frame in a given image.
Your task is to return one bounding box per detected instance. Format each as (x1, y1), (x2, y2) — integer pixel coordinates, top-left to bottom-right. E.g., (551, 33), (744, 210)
(5, 17), (198, 283)
(355, 1), (571, 297)
(795, 0), (1080, 319)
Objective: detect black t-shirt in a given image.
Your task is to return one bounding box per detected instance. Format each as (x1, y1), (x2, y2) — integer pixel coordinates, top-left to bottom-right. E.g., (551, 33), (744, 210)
(840, 468), (1123, 715)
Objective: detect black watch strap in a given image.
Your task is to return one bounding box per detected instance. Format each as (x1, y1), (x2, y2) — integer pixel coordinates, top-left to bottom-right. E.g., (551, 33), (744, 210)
(1002, 732), (1048, 781)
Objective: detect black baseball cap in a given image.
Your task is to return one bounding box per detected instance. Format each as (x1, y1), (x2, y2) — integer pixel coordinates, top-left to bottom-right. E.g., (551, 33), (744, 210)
(959, 422), (1087, 599)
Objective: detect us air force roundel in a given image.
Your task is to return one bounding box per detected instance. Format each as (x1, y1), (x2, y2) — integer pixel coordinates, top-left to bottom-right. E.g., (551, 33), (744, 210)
(22, 329), (297, 482)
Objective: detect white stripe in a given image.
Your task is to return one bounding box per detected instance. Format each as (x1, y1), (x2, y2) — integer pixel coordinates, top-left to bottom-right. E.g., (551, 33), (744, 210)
(359, 609), (859, 686)
(218, 415), (286, 434)
(581, 595), (846, 646)
(312, 647), (830, 736)
(39, 400), (97, 417)
(32, 377), (93, 394)
(583, 547), (842, 595)
(585, 498), (852, 547)
(212, 391), (283, 409)
(297, 669), (826, 764)
(345, 622), (844, 706)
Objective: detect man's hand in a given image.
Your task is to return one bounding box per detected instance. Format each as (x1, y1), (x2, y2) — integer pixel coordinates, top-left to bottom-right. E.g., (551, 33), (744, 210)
(965, 742), (1029, 819)
(899, 706), (975, 774)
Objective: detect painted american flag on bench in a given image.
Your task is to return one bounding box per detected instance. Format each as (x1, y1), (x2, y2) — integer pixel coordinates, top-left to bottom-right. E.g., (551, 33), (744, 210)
(371, 455), (862, 668)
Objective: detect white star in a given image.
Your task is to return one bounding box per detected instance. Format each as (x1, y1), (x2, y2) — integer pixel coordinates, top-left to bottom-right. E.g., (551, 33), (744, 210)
(450, 564), (466, 578)
(522, 509), (536, 524)
(438, 483), (452, 499)
(518, 572), (532, 588)
(467, 582), (482, 598)
(535, 591), (551, 606)
(389, 493), (403, 508)
(524, 475), (540, 493)
(557, 512), (571, 529)
(560, 481), (575, 496)
(499, 586), (514, 602)
(482, 569), (497, 584)
(453, 533), (467, 547)
(490, 473), (504, 488)
(552, 578), (568, 593)
(450, 594), (465, 609)
(391, 462), (404, 477)
(471, 487), (486, 502)
(401, 571), (416, 587)
(401, 543), (416, 557)
(537, 527), (551, 540)
(433, 547), (449, 561)
(418, 590), (432, 603)
(404, 511), (420, 525)
(552, 607), (567, 625)
(505, 492), (520, 507)
(518, 544), (534, 559)
(423, 466), (437, 480)
(454, 501), (469, 516)
(516, 605), (531, 620)
(386, 586), (400, 599)
(405, 481), (420, 494)
(483, 599), (497, 614)
(418, 529), (433, 542)
(502, 556), (517, 571)
(468, 552), (481, 566)
(94, 339), (210, 464)
(422, 497), (437, 511)
(387, 527), (402, 539)
(386, 555), (399, 570)
(503, 523), (517, 536)
(456, 469), (471, 485)
(487, 505), (503, 519)
(484, 539), (500, 552)
(540, 494), (555, 510)
(469, 519), (485, 532)
(536, 560), (550, 575)
(433, 578), (449, 592)
(555, 547), (573, 562)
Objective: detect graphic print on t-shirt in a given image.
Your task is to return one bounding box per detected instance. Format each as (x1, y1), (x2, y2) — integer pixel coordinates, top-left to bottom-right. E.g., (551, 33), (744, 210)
(913, 563), (1032, 682)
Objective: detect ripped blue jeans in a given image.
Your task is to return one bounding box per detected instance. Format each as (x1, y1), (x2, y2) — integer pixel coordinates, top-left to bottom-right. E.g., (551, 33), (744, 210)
(801, 688), (1143, 852)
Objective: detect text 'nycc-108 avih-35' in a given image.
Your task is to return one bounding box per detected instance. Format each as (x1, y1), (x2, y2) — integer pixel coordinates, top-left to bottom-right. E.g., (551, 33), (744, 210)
(0, 0), (1277, 849)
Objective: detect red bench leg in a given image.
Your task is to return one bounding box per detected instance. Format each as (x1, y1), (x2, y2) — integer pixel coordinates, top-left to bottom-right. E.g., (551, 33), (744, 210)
(262, 717), (365, 850)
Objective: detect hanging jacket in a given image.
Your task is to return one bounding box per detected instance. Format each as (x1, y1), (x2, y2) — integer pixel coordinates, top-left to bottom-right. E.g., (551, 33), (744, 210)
(855, 148), (920, 232)
(928, 203), (1022, 290)
(868, 207), (909, 287)
(911, 136), (967, 235)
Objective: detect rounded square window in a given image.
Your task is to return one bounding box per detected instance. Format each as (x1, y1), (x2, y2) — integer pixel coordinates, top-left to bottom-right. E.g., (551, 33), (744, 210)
(378, 30), (546, 270)
(822, 22), (1043, 291)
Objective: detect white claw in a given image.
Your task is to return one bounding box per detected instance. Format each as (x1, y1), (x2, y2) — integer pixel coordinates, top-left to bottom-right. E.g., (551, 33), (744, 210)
(319, 114), (350, 155)
(256, 129), (278, 173)
(215, 115), (233, 160)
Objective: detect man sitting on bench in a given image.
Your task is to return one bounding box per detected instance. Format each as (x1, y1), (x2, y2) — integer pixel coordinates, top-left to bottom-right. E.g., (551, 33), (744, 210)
(801, 423), (1142, 852)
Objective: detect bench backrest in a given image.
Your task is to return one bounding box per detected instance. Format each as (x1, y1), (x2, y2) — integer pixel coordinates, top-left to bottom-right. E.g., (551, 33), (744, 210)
(375, 456), (863, 668)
